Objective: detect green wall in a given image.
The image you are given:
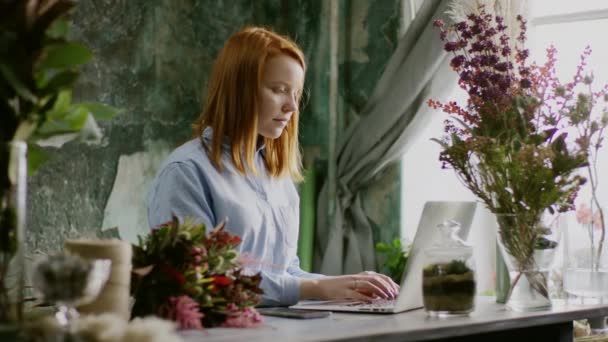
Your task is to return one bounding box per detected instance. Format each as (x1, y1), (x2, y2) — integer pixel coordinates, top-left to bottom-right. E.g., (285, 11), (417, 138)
(27, 0), (403, 270)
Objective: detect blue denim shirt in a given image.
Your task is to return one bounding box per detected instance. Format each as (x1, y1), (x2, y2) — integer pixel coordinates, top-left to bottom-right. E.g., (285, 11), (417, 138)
(146, 127), (324, 306)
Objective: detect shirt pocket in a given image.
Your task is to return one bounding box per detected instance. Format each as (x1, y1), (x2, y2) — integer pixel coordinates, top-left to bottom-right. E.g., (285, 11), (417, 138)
(275, 203), (299, 249)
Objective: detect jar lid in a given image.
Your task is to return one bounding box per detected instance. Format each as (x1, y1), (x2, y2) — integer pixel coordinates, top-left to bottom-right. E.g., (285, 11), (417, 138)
(426, 220), (472, 255)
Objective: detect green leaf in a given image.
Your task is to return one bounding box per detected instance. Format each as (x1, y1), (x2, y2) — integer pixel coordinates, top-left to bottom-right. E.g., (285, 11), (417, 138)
(46, 19), (69, 39)
(38, 43), (93, 70)
(27, 144), (49, 175)
(430, 137), (449, 149)
(451, 116), (474, 133)
(78, 102), (120, 121)
(50, 90), (72, 118)
(0, 63), (37, 102)
(39, 70), (79, 95)
(37, 104), (89, 136)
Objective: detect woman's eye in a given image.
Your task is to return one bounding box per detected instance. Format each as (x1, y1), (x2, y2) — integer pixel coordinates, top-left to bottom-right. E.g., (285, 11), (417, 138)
(272, 86), (287, 94)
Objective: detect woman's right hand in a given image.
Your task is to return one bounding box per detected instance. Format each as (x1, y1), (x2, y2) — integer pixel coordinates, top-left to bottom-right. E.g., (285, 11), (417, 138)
(300, 273), (399, 302)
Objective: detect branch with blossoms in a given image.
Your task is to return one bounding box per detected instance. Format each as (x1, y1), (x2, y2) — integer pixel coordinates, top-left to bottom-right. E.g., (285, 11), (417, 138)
(557, 47), (608, 269)
(130, 217), (264, 329)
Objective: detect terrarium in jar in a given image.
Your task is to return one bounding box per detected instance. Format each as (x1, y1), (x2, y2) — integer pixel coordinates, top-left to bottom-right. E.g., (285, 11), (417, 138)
(422, 220), (476, 317)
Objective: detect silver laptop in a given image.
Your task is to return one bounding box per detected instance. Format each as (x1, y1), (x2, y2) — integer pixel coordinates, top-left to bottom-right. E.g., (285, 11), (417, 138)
(290, 201), (477, 313)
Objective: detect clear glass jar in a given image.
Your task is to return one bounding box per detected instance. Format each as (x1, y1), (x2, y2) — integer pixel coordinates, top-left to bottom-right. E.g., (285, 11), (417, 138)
(422, 220), (476, 317)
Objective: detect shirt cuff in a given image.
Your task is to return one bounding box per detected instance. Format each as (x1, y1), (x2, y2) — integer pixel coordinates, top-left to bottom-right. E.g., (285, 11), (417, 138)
(281, 275), (301, 305)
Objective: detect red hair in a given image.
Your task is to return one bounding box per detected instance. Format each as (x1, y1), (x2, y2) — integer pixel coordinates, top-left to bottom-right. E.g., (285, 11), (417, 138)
(192, 27), (305, 181)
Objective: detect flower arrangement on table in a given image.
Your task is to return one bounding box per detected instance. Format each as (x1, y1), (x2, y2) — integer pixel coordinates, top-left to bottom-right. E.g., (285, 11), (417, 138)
(130, 217), (264, 329)
(428, 5), (607, 302)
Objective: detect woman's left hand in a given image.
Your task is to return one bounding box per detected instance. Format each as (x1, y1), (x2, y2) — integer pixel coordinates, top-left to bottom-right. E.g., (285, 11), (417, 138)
(355, 271), (400, 299)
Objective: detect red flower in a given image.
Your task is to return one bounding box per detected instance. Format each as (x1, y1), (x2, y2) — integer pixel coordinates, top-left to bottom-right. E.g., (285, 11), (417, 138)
(160, 263), (186, 285)
(212, 275), (233, 287)
(229, 235), (242, 245)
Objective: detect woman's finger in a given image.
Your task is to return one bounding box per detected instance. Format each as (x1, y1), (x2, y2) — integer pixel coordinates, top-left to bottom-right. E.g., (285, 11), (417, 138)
(364, 275), (397, 299)
(360, 271), (400, 295)
(345, 289), (375, 302)
(368, 271), (400, 294)
(357, 277), (392, 299)
(377, 273), (400, 293)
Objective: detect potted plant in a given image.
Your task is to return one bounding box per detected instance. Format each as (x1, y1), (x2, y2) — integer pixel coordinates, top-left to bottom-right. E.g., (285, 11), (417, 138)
(0, 0), (119, 329)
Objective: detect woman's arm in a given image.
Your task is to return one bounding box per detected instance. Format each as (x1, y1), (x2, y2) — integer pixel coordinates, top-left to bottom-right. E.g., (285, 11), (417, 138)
(286, 255), (325, 279)
(147, 162), (216, 228)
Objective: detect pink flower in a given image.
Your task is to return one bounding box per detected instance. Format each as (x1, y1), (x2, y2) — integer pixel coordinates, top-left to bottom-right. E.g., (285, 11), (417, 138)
(593, 210), (604, 231)
(576, 204), (605, 230)
(160, 295), (204, 330)
(221, 303), (263, 328)
(576, 204), (593, 224)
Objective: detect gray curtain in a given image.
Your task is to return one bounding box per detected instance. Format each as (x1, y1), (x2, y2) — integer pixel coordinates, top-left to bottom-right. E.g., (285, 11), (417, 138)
(315, 0), (457, 275)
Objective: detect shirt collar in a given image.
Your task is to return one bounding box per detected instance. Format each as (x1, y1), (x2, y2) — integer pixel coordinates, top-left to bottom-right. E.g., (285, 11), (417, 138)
(201, 126), (266, 155)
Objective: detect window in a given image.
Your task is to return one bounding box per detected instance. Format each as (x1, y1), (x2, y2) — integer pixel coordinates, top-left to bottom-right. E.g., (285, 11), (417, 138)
(400, 1), (608, 292)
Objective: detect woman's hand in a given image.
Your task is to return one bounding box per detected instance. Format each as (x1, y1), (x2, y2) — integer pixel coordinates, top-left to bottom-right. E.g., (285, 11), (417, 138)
(300, 271), (400, 302)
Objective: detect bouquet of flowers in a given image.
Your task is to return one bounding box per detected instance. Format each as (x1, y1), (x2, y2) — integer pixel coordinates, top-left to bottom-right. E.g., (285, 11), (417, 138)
(131, 217), (264, 329)
(428, 5), (606, 298)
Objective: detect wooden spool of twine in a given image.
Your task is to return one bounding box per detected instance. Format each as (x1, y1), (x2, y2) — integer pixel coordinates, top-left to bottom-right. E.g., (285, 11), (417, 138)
(65, 239), (132, 320)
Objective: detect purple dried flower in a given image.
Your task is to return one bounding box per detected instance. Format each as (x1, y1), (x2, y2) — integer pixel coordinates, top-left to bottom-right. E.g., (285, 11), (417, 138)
(520, 79), (532, 88)
(495, 62), (509, 72)
(498, 77), (512, 91)
(489, 73), (502, 84)
(433, 19), (444, 28)
(460, 71), (472, 82)
(485, 27), (498, 37)
(444, 41), (460, 52)
(517, 49), (530, 61)
(450, 55), (466, 69)
(470, 41), (484, 52)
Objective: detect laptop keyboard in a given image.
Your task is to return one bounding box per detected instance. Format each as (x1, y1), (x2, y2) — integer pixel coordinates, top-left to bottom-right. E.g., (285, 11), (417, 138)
(346, 299), (396, 308)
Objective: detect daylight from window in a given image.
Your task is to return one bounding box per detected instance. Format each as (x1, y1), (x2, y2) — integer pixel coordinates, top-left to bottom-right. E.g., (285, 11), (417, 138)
(401, 0), (608, 244)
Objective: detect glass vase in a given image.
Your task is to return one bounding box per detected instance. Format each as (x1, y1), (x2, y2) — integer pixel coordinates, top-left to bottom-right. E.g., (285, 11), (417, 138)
(495, 213), (559, 312)
(563, 203), (608, 302)
(0, 141), (27, 326)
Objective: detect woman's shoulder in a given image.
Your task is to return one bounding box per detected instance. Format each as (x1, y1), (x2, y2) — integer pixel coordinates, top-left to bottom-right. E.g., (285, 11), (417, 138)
(158, 138), (213, 173)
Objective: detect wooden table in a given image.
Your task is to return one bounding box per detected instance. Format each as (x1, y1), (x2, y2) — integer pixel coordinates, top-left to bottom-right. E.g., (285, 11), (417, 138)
(180, 297), (608, 341)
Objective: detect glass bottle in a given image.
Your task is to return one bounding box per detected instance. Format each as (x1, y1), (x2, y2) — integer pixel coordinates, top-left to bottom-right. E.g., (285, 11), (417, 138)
(422, 220), (476, 317)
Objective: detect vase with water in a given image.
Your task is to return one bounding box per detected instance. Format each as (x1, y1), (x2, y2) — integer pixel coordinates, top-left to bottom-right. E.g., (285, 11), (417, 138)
(496, 212), (560, 312)
(563, 203), (608, 303)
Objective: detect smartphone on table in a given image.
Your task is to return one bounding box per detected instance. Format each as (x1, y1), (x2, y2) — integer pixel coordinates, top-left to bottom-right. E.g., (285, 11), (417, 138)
(257, 307), (331, 319)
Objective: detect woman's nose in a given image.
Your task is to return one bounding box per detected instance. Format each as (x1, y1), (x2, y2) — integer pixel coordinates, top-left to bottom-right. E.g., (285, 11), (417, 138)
(282, 94), (297, 112)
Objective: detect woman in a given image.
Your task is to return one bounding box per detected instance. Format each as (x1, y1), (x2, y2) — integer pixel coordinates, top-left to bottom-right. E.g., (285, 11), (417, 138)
(147, 26), (399, 306)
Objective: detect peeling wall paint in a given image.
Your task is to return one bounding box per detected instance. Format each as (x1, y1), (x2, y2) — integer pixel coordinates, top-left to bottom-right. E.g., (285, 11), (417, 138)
(102, 141), (171, 243)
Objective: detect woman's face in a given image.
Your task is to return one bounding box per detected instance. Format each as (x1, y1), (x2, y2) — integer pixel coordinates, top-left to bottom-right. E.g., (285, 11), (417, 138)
(257, 54), (304, 139)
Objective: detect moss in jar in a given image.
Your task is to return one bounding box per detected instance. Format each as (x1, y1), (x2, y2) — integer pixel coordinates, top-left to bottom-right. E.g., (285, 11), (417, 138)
(422, 259), (475, 313)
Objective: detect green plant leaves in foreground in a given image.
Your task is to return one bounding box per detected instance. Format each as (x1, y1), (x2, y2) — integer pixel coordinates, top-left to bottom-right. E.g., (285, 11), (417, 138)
(38, 43), (93, 70)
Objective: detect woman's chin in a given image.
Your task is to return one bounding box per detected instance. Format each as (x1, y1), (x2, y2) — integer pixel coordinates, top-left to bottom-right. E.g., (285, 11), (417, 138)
(259, 129), (285, 140)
